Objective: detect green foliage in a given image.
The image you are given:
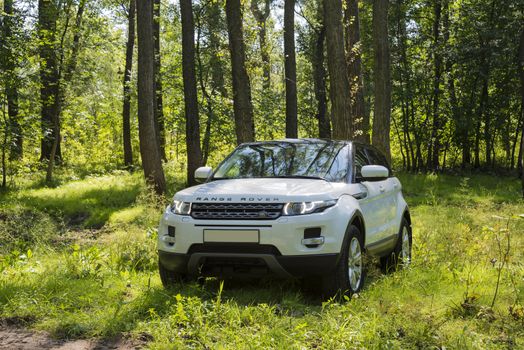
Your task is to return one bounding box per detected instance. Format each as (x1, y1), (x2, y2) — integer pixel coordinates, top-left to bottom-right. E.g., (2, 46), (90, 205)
(0, 205), (59, 253)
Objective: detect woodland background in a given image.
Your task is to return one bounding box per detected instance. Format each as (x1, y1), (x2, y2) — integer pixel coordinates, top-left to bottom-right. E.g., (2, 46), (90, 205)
(1, 1), (524, 348)
(0, 0), (523, 191)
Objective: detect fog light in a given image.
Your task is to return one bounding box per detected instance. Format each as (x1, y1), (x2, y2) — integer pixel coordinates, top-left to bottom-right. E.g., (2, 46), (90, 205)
(302, 236), (324, 247)
(161, 235), (176, 245)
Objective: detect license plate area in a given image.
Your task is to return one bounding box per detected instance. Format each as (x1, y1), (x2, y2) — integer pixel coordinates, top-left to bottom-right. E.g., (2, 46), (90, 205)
(203, 229), (260, 243)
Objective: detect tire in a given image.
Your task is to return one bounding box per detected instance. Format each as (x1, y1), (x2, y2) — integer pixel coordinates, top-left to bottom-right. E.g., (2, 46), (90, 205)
(322, 225), (365, 299)
(380, 218), (412, 273)
(158, 260), (186, 288)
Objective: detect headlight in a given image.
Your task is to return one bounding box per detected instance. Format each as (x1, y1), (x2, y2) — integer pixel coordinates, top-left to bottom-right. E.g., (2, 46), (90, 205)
(283, 199), (337, 216)
(170, 200), (191, 215)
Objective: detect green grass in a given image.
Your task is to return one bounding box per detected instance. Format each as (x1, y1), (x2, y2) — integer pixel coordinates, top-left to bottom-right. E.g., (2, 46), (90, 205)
(1, 172), (523, 349)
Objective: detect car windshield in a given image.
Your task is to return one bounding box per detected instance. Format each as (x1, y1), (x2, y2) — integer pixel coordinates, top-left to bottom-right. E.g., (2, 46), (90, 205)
(213, 142), (349, 182)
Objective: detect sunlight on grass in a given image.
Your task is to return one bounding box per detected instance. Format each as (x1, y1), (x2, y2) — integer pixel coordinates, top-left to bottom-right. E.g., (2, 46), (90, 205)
(108, 206), (147, 225)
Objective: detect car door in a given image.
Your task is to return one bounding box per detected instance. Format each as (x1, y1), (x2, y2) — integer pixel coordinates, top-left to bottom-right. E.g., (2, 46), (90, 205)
(365, 147), (398, 238)
(352, 145), (386, 245)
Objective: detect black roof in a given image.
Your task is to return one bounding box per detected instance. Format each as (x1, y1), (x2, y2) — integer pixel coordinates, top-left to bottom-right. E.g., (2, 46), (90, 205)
(241, 138), (351, 146)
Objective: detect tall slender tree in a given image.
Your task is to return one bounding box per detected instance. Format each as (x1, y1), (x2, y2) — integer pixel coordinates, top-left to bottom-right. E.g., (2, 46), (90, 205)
(427, 0), (442, 171)
(518, 28), (524, 197)
(323, 0), (353, 140)
(284, 0), (297, 138)
(311, 22), (330, 138)
(1, 0), (22, 160)
(136, 0), (166, 194)
(225, 0), (255, 143)
(344, 0), (368, 143)
(122, 0), (135, 168)
(153, 0), (166, 160)
(250, 0), (271, 89)
(180, 0), (202, 186)
(372, 0), (392, 163)
(38, 0), (60, 162)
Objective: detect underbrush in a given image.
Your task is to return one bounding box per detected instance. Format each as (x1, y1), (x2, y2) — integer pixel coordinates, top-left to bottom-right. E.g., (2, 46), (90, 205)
(0, 172), (523, 349)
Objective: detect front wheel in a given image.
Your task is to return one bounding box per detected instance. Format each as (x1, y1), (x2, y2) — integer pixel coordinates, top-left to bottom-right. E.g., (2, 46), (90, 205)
(322, 225), (365, 298)
(158, 260), (186, 288)
(380, 218), (412, 273)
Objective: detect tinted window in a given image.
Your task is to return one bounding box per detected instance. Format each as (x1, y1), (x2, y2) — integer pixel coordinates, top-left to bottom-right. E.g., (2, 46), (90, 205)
(365, 148), (391, 176)
(354, 146), (369, 180)
(325, 146), (350, 182)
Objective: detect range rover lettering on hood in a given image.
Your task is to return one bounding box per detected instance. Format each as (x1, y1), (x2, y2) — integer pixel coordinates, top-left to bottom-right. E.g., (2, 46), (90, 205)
(194, 197), (281, 202)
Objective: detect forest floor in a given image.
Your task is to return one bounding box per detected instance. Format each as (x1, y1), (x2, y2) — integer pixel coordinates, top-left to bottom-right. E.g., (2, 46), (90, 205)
(0, 171), (523, 349)
(0, 321), (139, 350)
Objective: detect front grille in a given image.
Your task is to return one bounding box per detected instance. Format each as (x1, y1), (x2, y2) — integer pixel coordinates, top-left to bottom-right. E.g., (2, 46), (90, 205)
(191, 203), (284, 220)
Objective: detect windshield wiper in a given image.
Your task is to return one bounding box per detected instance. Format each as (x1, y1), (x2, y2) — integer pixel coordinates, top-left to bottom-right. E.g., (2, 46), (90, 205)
(212, 175), (327, 181)
(270, 175), (327, 180)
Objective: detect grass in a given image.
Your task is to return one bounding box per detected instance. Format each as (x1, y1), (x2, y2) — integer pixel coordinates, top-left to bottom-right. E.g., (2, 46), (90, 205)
(0, 171), (523, 349)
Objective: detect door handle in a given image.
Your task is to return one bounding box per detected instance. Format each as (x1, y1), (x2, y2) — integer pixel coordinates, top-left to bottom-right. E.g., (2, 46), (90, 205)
(379, 185), (385, 192)
(393, 183), (398, 189)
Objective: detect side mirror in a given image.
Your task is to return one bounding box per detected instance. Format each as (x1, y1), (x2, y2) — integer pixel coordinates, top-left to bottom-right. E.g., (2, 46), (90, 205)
(361, 165), (389, 180)
(194, 166), (213, 183)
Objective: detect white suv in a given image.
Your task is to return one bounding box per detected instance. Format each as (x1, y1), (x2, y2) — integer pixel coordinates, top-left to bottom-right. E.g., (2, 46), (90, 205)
(158, 139), (412, 296)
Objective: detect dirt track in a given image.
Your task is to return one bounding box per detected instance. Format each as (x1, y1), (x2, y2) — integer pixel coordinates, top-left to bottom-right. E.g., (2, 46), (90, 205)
(0, 324), (141, 350)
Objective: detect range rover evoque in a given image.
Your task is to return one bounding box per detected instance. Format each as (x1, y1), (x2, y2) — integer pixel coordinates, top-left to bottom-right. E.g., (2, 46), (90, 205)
(158, 139), (412, 296)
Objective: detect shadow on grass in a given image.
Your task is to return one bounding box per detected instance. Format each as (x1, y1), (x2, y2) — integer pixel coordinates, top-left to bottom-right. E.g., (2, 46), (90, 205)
(0, 268), (327, 340)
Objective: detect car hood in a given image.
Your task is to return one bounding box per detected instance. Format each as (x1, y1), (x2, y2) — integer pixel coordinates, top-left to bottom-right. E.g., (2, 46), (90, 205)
(174, 178), (345, 202)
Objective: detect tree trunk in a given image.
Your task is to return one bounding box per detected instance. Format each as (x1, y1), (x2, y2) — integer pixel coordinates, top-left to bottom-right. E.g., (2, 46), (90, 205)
(225, 0), (255, 144)
(52, 0), (86, 165)
(62, 0), (85, 83)
(427, 0), (441, 172)
(1, 0), (22, 160)
(122, 0), (135, 168)
(372, 0), (391, 163)
(136, 0), (166, 194)
(518, 28), (524, 196)
(153, 0), (166, 161)
(38, 0), (60, 163)
(45, 106), (60, 184)
(324, 0), (353, 140)
(345, 0), (369, 143)
(197, 1), (226, 164)
(250, 0), (271, 89)
(511, 105), (522, 170)
(475, 70), (489, 168)
(1, 107), (8, 187)
(284, 0), (298, 138)
(395, 0), (416, 170)
(208, 2), (227, 98)
(180, 0), (203, 186)
(443, 0), (458, 169)
(312, 24), (330, 139)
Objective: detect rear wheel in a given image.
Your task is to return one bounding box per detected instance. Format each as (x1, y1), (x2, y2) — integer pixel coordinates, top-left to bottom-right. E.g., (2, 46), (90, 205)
(158, 260), (186, 288)
(380, 218), (412, 273)
(322, 225), (365, 298)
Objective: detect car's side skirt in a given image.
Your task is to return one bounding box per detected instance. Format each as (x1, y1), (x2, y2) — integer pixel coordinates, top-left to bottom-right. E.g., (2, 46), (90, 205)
(365, 235), (397, 257)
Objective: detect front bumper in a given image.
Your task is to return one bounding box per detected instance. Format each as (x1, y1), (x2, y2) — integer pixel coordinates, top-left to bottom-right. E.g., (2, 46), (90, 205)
(158, 249), (339, 278)
(157, 205), (349, 278)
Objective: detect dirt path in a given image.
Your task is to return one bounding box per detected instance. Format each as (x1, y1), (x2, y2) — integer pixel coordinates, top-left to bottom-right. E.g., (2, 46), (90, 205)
(0, 325), (142, 350)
